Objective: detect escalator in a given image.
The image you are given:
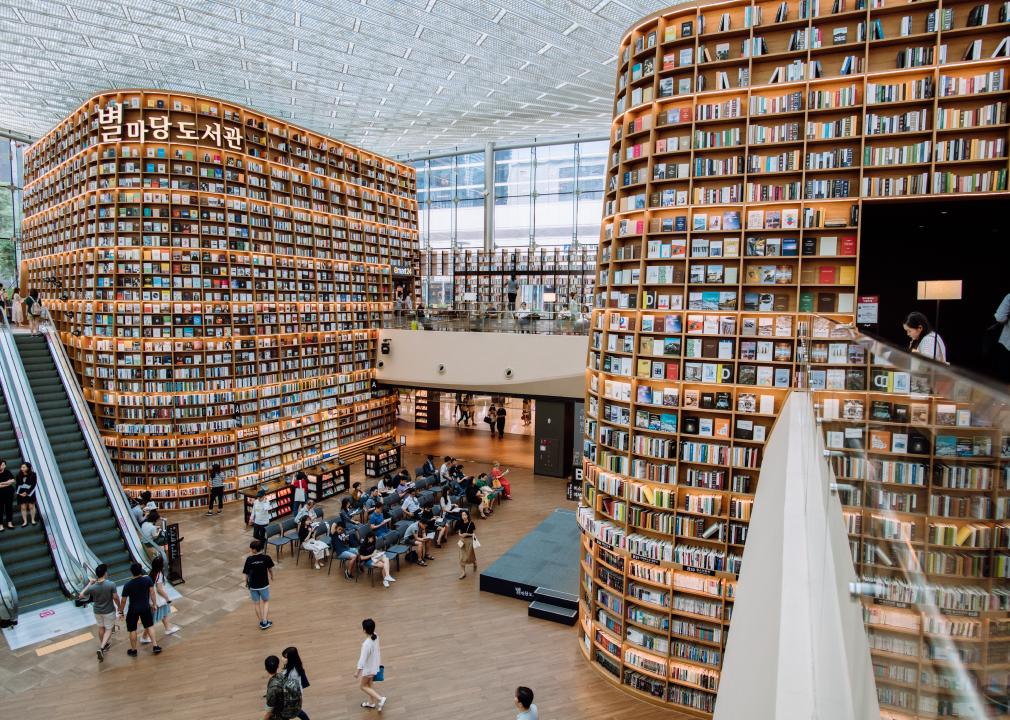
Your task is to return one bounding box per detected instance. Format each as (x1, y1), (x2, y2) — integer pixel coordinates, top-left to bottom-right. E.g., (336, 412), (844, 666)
(13, 335), (134, 583)
(0, 385), (65, 610)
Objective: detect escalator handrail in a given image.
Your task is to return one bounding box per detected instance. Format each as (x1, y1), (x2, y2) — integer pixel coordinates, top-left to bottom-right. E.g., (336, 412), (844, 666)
(0, 312), (99, 600)
(40, 308), (150, 570)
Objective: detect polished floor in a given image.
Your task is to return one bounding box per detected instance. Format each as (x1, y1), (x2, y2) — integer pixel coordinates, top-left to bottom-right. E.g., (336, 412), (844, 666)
(0, 427), (688, 720)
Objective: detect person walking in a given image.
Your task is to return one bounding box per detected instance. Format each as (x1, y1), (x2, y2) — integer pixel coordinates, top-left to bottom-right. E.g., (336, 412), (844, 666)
(10, 288), (23, 328)
(206, 463), (224, 516)
(283, 647), (311, 720)
(148, 555), (180, 638)
(496, 405), (507, 439)
(355, 618), (386, 712)
(263, 655), (303, 720)
(15, 461), (38, 526)
(249, 489), (271, 542)
(457, 510), (478, 579)
(514, 687), (539, 720)
(485, 403), (497, 435)
(0, 458), (15, 530)
(117, 562), (161, 656)
(290, 471), (309, 518)
(77, 563), (121, 662)
(243, 539), (274, 629)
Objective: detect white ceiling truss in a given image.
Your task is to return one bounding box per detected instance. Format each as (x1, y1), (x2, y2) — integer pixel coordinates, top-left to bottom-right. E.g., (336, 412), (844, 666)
(0, 0), (666, 155)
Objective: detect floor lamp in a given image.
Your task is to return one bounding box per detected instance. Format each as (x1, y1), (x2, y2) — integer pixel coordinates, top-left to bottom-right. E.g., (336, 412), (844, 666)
(916, 280), (962, 360)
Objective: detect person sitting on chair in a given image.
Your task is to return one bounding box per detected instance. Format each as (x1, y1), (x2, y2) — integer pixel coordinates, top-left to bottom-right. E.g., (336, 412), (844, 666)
(400, 488), (421, 519)
(329, 522), (360, 580)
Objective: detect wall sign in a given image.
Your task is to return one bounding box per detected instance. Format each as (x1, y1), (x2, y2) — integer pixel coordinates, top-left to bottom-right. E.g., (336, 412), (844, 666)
(99, 104), (243, 150)
(856, 295), (879, 325)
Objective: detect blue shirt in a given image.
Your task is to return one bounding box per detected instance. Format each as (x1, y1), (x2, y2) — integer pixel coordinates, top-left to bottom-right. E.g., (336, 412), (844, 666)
(368, 510), (389, 536)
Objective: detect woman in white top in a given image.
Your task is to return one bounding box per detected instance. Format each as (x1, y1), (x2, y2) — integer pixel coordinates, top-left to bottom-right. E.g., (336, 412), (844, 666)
(903, 311), (948, 364)
(10, 288), (23, 327)
(355, 618), (386, 711)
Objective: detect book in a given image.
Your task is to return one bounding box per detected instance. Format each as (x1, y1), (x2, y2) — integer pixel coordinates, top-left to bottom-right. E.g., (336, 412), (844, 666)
(746, 209), (764, 229)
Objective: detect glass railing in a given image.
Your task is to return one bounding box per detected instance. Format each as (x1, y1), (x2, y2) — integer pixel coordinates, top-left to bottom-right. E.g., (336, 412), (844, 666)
(380, 308), (590, 335)
(41, 307), (152, 569)
(799, 315), (1010, 719)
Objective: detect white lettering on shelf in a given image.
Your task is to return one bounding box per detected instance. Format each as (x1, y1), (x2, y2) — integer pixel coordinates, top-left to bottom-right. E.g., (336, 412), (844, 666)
(100, 104), (243, 150)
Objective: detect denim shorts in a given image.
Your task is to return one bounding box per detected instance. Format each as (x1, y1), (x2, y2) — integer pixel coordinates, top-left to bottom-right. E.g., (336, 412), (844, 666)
(339, 550), (357, 560)
(249, 586), (270, 602)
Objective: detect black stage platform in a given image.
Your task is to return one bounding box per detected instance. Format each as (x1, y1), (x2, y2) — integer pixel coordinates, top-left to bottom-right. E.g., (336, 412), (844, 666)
(480, 508), (579, 603)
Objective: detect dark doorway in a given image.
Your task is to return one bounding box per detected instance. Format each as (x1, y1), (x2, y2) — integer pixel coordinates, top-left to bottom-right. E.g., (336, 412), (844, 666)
(857, 197), (1009, 377)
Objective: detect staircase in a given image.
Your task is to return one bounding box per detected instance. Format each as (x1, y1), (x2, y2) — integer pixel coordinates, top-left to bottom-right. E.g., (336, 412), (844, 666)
(13, 335), (133, 583)
(0, 386), (65, 611)
(527, 586), (578, 626)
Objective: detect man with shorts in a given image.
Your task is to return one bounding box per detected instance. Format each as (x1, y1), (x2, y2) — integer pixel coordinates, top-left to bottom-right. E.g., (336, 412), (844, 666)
(78, 563), (120, 662)
(243, 539), (274, 629)
(329, 522), (359, 580)
(117, 562), (161, 656)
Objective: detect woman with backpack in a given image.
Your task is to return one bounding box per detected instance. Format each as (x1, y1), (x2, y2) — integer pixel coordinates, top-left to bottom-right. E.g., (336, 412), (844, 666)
(355, 618), (386, 711)
(283, 646), (311, 720)
(24, 290), (43, 336)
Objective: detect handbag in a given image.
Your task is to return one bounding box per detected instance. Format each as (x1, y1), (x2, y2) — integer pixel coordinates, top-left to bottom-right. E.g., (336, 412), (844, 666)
(472, 536), (481, 549)
(374, 665), (385, 682)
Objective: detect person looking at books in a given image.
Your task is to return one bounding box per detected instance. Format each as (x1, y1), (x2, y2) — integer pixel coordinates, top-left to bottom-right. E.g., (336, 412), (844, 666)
(290, 471), (309, 518)
(206, 462), (224, 516)
(903, 311), (947, 363)
(367, 506), (392, 539)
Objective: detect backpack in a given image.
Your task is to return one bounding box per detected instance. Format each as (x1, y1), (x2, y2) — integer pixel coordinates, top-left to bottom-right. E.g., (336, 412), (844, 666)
(279, 670), (303, 719)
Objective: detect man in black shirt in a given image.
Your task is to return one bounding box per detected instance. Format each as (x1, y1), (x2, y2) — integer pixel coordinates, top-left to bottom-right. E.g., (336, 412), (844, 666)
(243, 539), (275, 630)
(117, 562), (161, 656)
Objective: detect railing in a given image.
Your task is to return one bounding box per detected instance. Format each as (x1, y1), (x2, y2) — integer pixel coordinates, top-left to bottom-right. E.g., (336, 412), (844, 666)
(381, 309), (590, 335)
(798, 316), (1010, 719)
(41, 308), (150, 570)
(0, 311), (99, 608)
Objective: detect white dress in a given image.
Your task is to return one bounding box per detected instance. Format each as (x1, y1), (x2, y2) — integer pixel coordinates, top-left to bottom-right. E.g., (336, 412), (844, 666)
(357, 636), (381, 677)
(11, 294), (23, 324)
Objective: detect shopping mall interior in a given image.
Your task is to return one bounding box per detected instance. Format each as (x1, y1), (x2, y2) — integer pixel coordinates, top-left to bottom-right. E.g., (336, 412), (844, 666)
(0, 1), (1009, 718)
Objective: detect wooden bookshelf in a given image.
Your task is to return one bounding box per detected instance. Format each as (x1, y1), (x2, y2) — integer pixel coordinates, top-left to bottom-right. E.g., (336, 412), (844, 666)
(414, 390), (442, 430)
(20, 90), (418, 509)
(422, 247), (597, 311)
(581, 0), (1010, 716)
(303, 460), (351, 503)
(364, 442), (402, 478)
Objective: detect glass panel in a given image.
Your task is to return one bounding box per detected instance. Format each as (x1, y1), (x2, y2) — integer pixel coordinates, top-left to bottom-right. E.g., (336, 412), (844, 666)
(428, 199), (453, 248)
(577, 139), (608, 197)
(575, 193), (604, 246)
(429, 157), (454, 204)
(534, 192), (574, 247)
(456, 197), (484, 248)
(535, 143), (576, 195)
(456, 152), (485, 202)
(493, 194), (531, 247)
(494, 147), (532, 201)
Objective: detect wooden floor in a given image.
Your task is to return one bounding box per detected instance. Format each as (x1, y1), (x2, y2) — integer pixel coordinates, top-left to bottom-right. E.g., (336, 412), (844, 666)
(0, 425), (690, 720)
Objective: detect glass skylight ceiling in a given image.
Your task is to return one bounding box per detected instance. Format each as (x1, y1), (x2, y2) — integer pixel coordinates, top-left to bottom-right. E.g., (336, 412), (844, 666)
(0, 0), (664, 155)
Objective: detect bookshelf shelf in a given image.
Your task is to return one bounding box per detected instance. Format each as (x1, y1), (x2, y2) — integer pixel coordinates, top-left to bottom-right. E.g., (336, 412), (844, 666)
(582, 0), (1010, 716)
(414, 390), (441, 430)
(21, 91), (417, 509)
(364, 442), (402, 478)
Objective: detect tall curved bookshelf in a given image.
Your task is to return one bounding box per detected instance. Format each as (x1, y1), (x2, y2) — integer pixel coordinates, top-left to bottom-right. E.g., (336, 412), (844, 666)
(22, 90), (418, 509)
(578, 0), (1010, 716)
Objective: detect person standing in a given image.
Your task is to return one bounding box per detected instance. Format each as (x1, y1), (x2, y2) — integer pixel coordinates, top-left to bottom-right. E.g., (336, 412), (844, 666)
(457, 510), (478, 579)
(0, 458), (15, 531)
(496, 405), (507, 439)
(78, 563), (120, 662)
(521, 399), (532, 427)
(465, 394), (476, 426)
(243, 539), (275, 629)
(355, 618), (386, 712)
(148, 555), (180, 637)
(283, 646), (311, 720)
(290, 471), (309, 519)
(15, 461), (38, 527)
(140, 509), (165, 560)
(10, 288), (23, 328)
(0, 283), (8, 322)
(505, 273), (519, 314)
(117, 562), (161, 657)
(514, 687), (539, 720)
(249, 488), (271, 542)
(903, 311), (948, 363)
(485, 404), (497, 435)
(206, 463), (224, 516)
(24, 290), (43, 336)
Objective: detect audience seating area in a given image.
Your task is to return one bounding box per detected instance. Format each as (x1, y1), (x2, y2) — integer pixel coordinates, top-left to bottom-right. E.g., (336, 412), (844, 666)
(263, 462), (506, 587)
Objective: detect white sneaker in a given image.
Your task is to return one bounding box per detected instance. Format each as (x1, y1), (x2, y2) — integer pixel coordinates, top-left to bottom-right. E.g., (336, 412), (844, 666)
(382, 579), (390, 588)
(377, 696), (387, 712)
(384, 575), (396, 582)
(165, 626), (180, 636)
(140, 637), (152, 644)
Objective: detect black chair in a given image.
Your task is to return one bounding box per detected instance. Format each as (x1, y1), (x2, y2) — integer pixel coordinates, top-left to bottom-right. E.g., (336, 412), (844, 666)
(265, 522), (295, 559)
(383, 494), (399, 509)
(414, 466), (428, 479)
